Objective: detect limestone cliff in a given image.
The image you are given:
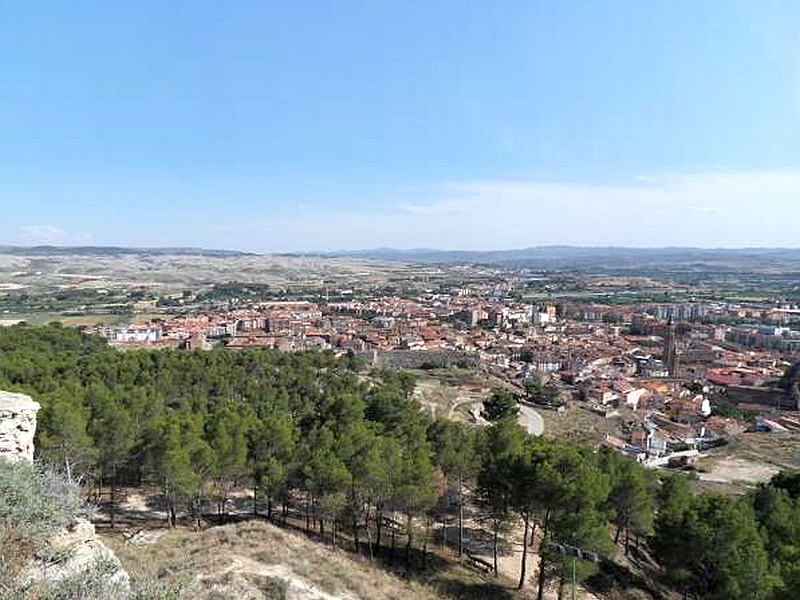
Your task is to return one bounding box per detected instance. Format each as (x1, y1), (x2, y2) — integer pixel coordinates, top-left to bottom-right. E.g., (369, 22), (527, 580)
(0, 390), (40, 462)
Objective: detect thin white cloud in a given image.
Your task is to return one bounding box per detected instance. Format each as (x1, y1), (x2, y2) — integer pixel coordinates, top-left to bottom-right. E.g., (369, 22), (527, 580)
(19, 225), (66, 242)
(213, 170), (800, 251)
(399, 199), (478, 216)
(634, 175), (660, 183)
(689, 206), (724, 214)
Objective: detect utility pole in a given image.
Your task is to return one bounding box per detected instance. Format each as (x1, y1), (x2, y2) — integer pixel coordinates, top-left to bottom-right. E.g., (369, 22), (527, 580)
(550, 542), (601, 600)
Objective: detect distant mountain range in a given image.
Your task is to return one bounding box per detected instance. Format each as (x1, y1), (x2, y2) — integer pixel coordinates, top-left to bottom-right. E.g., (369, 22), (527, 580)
(2, 245), (800, 273)
(322, 246), (800, 271)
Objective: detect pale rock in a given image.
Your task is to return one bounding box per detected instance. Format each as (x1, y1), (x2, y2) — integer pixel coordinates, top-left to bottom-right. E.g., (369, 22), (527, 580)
(21, 518), (130, 593)
(0, 390), (40, 462)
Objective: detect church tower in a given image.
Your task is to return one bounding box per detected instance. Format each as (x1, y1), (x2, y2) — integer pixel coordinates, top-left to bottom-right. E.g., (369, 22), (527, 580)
(663, 318), (678, 377)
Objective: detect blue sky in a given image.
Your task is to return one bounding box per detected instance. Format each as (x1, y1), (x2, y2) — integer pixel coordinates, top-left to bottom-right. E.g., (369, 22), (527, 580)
(1, 1), (799, 251)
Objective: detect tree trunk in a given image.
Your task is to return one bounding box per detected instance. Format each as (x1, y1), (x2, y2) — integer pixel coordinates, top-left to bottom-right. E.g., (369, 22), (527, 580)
(404, 513), (413, 575)
(458, 475), (464, 557)
(305, 496), (311, 532)
(163, 485), (170, 528)
(493, 518), (500, 577)
(350, 479), (358, 553)
(422, 517), (430, 571)
(518, 514), (530, 590)
(365, 509), (374, 561)
(536, 509), (552, 600)
(557, 570), (566, 600)
(376, 506), (384, 552)
(312, 503), (318, 532)
(194, 494), (203, 531)
(390, 527), (396, 564)
(267, 496), (273, 521)
(625, 524), (630, 556)
(252, 475), (259, 516)
(110, 478), (116, 530)
(353, 511), (360, 554)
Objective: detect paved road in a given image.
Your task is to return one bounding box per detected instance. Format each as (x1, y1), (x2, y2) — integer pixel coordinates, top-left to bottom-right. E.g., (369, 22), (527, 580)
(518, 404), (544, 436)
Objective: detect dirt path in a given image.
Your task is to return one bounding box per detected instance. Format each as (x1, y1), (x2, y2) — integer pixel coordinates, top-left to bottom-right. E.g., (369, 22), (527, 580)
(519, 405), (544, 436)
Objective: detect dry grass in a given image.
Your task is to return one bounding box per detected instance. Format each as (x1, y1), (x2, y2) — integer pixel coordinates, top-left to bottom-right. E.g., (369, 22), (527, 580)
(724, 432), (800, 470)
(539, 404), (624, 446)
(105, 517), (537, 600)
(108, 520), (442, 600)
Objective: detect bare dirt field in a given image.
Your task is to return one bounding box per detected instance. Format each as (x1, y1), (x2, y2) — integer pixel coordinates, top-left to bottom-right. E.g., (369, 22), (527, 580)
(412, 376), (488, 422)
(539, 404), (628, 446)
(697, 457), (780, 486)
(694, 432), (800, 493)
(724, 432), (800, 470)
(0, 251), (425, 294)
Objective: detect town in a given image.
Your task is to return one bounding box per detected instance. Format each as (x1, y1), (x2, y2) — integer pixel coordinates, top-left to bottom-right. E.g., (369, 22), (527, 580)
(86, 261), (800, 476)
(5, 246), (800, 480)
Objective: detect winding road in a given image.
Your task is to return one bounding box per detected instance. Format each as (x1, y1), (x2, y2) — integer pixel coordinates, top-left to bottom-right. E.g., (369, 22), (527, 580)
(518, 404), (544, 436)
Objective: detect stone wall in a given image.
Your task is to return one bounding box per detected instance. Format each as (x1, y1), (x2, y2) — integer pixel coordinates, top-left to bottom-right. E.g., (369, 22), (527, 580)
(728, 385), (797, 412)
(0, 390), (41, 462)
(375, 349), (481, 370)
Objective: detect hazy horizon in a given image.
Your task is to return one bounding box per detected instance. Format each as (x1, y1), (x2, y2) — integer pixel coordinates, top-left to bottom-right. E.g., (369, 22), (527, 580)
(3, 243), (800, 256)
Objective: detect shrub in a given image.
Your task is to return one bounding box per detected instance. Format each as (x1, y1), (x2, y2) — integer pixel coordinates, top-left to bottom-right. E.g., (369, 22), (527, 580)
(0, 458), (83, 583)
(26, 557), (128, 600)
(0, 459), (181, 600)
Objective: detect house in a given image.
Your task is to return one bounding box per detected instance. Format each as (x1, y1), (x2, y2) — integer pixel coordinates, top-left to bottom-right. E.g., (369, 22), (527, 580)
(623, 388), (648, 410)
(114, 325), (161, 344)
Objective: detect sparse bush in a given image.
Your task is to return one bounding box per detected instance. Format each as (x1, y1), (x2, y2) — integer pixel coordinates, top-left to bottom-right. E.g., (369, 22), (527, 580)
(0, 458), (83, 584)
(0, 459), (181, 600)
(203, 588), (232, 600)
(130, 577), (183, 600)
(0, 459), (82, 538)
(259, 577), (288, 600)
(26, 557), (128, 600)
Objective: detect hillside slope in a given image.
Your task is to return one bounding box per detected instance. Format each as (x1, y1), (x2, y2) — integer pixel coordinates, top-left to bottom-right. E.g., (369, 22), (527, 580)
(109, 520), (452, 600)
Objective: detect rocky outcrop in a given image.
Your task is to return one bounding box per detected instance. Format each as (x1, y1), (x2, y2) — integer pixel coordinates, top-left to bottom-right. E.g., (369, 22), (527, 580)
(0, 389), (131, 596)
(20, 518), (130, 594)
(0, 390), (40, 461)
